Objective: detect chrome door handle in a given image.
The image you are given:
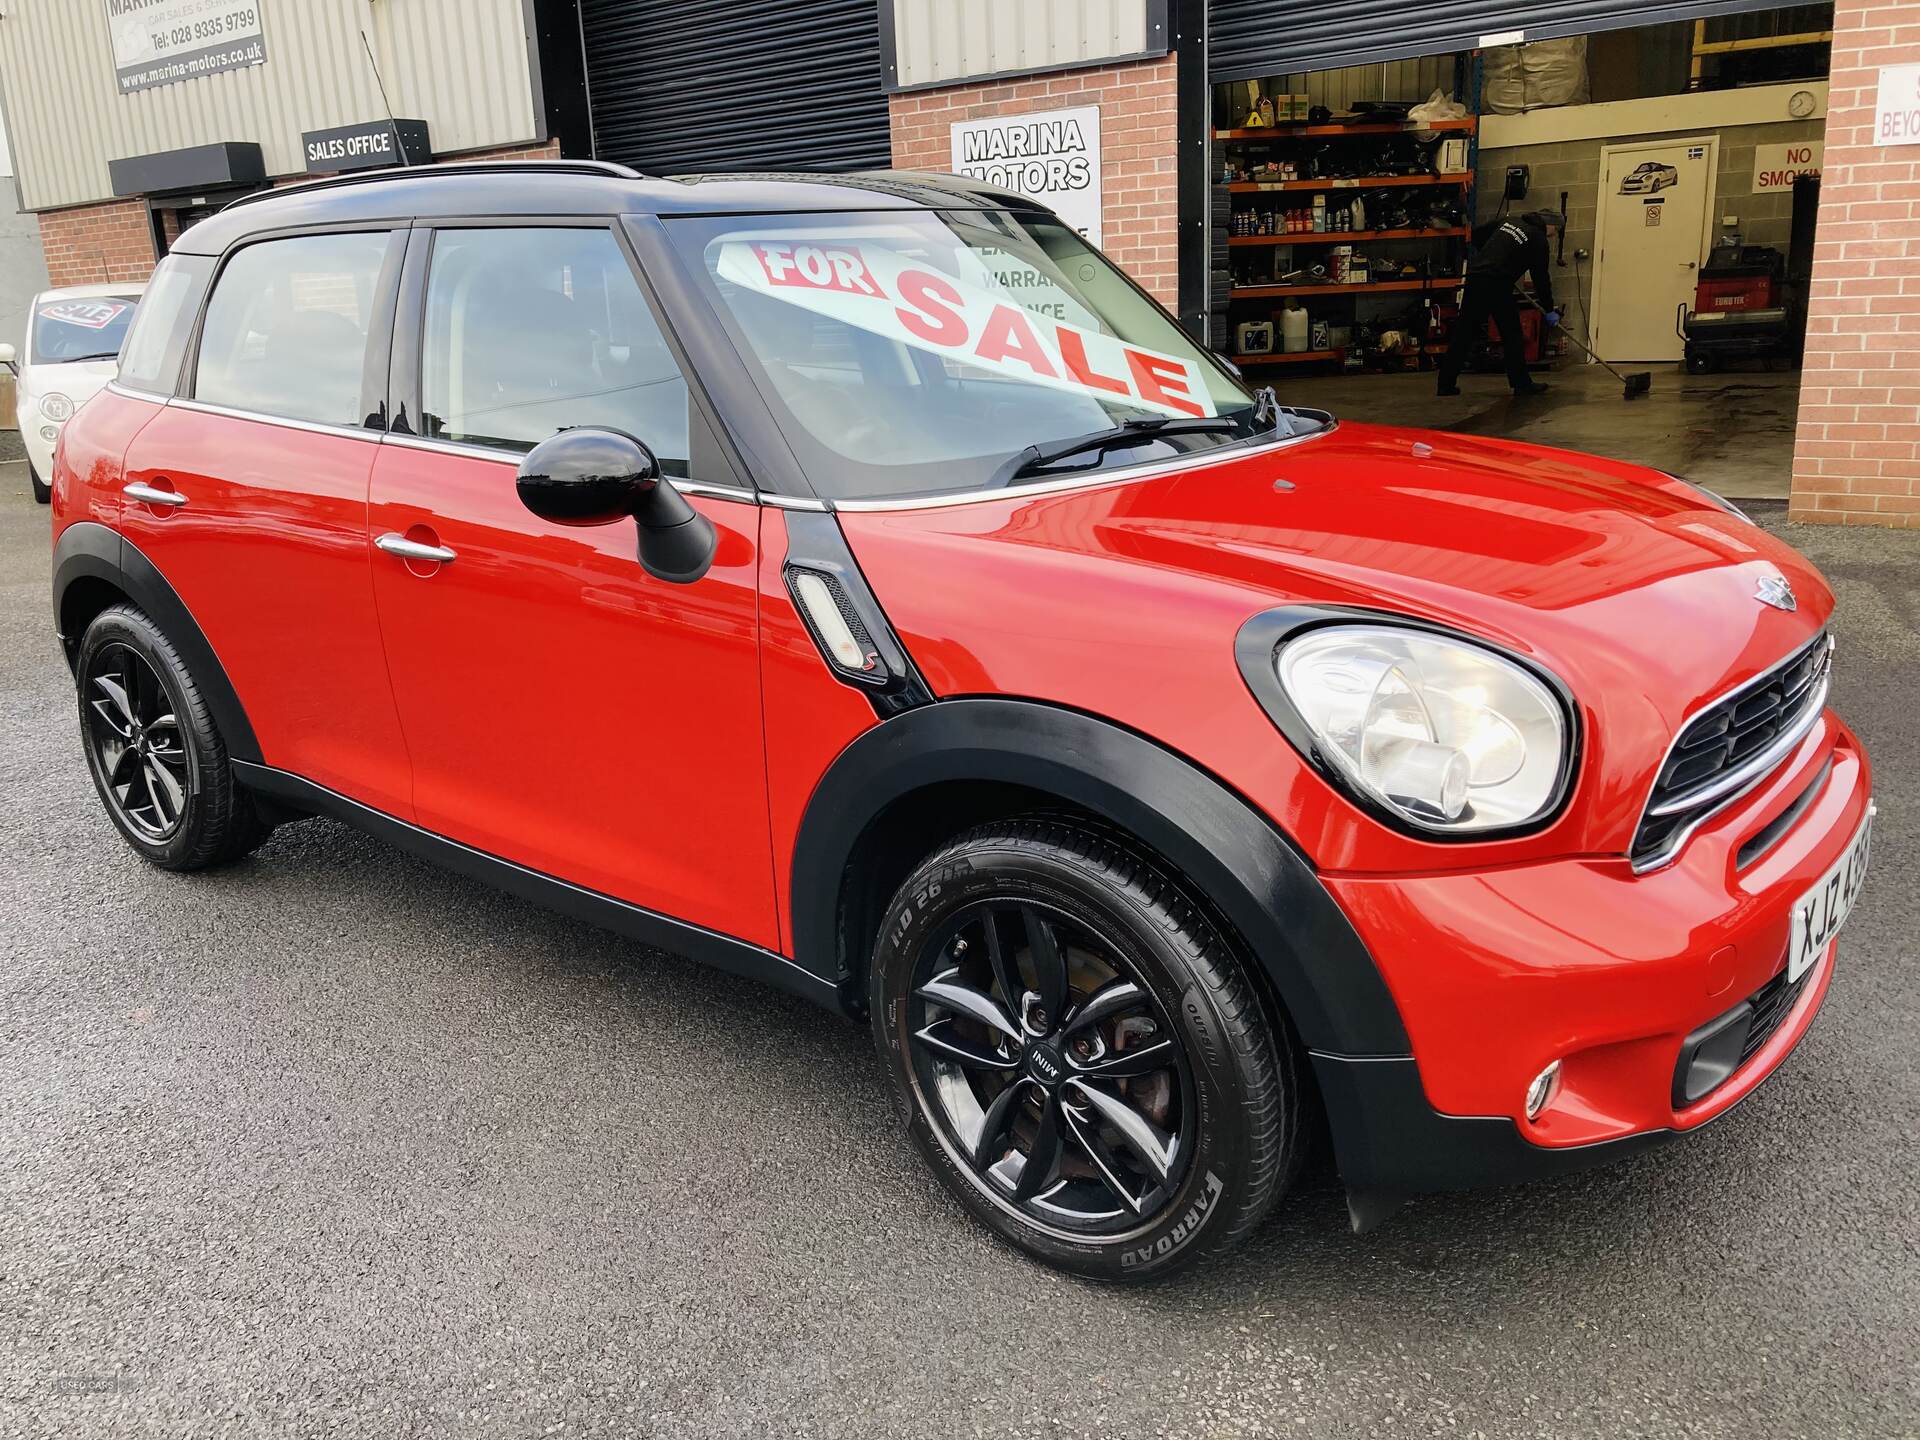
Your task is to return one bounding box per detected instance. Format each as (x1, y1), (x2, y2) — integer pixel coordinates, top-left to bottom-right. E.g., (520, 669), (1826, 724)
(124, 481), (187, 507)
(374, 532), (457, 564)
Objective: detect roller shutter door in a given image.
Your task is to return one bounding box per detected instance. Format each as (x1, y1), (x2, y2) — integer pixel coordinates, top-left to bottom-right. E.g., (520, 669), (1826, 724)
(582, 0), (889, 174)
(1210, 0), (1788, 83)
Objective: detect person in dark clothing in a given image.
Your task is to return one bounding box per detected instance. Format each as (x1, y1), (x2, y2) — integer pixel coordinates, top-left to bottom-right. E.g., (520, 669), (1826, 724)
(1438, 209), (1562, 396)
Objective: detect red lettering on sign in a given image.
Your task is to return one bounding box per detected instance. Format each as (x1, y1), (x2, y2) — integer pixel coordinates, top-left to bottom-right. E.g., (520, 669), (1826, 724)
(894, 269), (968, 347)
(1055, 326), (1128, 396)
(976, 303), (1057, 378)
(753, 243), (883, 297)
(1125, 349), (1203, 417)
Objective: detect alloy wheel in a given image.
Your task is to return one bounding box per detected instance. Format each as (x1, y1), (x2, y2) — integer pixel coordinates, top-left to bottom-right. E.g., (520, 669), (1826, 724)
(906, 898), (1195, 1233)
(83, 642), (191, 842)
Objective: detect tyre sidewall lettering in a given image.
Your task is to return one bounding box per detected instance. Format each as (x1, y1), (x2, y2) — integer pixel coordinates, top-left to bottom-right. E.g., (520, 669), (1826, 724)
(869, 836), (1266, 1279)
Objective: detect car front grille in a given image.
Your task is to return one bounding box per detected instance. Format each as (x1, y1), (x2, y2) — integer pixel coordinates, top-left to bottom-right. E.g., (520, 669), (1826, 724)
(1631, 632), (1832, 870)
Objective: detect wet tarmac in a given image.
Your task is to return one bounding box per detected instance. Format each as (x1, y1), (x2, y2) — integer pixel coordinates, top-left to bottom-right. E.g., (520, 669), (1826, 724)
(1273, 361), (1799, 499)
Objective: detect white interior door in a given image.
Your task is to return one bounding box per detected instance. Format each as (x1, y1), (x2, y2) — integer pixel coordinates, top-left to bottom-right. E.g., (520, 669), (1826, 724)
(1592, 138), (1717, 363)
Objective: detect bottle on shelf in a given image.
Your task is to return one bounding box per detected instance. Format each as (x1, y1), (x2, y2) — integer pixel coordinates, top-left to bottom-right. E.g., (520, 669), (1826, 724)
(1280, 303), (1310, 354)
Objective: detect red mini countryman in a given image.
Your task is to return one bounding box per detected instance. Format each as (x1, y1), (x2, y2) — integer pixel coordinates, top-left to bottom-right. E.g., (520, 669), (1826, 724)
(51, 163), (1872, 1279)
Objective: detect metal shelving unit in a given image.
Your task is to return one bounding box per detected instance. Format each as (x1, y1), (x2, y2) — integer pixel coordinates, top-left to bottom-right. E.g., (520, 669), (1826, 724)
(1216, 113), (1476, 374)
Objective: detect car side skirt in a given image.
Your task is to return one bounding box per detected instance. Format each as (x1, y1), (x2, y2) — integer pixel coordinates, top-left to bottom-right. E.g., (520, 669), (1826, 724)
(231, 762), (845, 1014)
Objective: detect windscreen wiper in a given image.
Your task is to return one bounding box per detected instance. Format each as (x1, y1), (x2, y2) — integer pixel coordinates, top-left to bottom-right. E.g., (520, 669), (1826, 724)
(63, 351), (121, 363)
(990, 415), (1245, 488)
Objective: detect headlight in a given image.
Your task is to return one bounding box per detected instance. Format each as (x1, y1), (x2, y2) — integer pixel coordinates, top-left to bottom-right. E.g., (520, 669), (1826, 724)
(39, 392), (73, 422)
(1271, 624), (1572, 834)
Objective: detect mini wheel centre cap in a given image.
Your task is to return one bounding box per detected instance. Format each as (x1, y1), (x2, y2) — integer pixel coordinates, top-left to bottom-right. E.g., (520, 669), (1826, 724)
(1026, 1040), (1067, 1087)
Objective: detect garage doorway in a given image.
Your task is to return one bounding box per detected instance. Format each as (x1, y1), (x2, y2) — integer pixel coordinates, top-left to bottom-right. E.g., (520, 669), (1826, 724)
(1592, 135), (1719, 361)
(1206, 8), (1833, 500)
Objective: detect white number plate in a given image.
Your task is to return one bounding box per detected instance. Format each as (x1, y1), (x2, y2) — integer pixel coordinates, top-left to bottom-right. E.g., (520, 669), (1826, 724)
(1787, 807), (1874, 983)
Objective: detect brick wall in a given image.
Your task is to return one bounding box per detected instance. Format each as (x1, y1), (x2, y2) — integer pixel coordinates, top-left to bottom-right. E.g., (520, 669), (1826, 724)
(38, 199), (157, 288)
(1788, 0), (1920, 528)
(889, 57), (1179, 307)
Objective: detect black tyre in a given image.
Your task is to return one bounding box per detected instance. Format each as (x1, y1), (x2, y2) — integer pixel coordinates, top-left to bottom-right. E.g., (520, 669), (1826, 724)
(29, 461), (51, 505)
(871, 817), (1302, 1280)
(75, 604), (268, 870)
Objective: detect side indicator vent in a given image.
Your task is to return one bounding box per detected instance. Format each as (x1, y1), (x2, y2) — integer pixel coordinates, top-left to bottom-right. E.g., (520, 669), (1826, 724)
(780, 510), (931, 717)
(789, 567), (885, 682)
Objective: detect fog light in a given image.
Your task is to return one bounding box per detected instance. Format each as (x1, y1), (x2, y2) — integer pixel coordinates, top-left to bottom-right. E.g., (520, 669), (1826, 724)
(1524, 1060), (1560, 1121)
(40, 424), (59, 444)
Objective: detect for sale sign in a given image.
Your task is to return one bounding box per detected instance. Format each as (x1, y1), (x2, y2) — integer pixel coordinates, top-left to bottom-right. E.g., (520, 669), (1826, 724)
(1875, 64), (1920, 147)
(950, 105), (1103, 246)
(38, 299), (132, 330)
(104, 0), (267, 95)
(715, 235), (1214, 419)
(1752, 141), (1822, 192)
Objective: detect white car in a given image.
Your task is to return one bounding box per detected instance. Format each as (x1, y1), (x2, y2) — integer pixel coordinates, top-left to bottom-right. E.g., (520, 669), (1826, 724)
(1619, 161), (1679, 195)
(2, 283), (143, 504)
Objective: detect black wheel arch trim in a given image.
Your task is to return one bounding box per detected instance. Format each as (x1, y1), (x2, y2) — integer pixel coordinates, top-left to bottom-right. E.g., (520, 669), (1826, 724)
(789, 695), (1412, 1057)
(52, 522), (262, 763)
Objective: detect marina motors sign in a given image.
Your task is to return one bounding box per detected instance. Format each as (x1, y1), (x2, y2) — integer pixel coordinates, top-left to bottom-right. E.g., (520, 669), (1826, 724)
(717, 235), (1213, 419)
(950, 105), (1104, 245)
(103, 0), (267, 94)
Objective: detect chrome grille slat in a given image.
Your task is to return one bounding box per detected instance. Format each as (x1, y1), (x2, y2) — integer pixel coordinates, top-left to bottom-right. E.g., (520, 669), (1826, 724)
(1631, 632), (1833, 870)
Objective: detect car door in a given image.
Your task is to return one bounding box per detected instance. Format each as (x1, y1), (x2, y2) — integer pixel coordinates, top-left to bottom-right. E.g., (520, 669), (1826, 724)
(118, 228), (416, 817)
(365, 222), (778, 948)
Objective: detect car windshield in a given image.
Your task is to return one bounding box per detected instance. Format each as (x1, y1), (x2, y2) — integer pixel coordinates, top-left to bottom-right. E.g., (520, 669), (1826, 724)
(666, 209), (1314, 501)
(31, 294), (139, 363)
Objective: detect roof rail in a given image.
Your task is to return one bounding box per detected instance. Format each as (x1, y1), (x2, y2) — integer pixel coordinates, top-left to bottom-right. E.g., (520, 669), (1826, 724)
(221, 159), (649, 211)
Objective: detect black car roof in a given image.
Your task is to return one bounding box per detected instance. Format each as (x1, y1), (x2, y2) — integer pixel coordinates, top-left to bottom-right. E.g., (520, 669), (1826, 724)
(173, 162), (1050, 255)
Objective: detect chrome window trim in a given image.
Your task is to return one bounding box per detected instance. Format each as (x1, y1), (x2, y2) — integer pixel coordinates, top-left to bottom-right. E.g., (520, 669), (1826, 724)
(1630, 633), (1833, 874)
(829, 423), (1333, 512)
(143, 395), (778, 506)
(168, 395), (381, 444)
(378, 430), (761, 503)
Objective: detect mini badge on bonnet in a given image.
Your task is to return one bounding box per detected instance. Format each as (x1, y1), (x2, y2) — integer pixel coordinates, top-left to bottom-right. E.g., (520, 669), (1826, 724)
(1755, 571), (1798, 612)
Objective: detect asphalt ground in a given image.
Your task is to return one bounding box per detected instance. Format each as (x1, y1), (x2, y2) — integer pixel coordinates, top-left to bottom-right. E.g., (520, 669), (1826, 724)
(1, 463), (1915, 1439)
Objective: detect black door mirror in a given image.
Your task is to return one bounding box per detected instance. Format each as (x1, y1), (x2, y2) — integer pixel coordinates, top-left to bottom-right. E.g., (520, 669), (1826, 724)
(516, 428), (717, 584)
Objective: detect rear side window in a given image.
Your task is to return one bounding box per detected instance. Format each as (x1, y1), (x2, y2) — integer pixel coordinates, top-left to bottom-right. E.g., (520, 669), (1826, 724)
(420, 226), (694, 470)
(117, 255), (213, 396)
(194, 232), (390, 426)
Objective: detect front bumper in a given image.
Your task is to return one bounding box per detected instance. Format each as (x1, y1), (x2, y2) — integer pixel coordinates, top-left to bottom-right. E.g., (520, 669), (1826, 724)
(22, 416), (56, 480)
(1314, 711), (1868, 1198)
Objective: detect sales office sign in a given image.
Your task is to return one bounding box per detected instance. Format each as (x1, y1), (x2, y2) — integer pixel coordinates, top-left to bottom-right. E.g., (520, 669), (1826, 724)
(302, 119), (432, 174)
(104, 0), (268, 95)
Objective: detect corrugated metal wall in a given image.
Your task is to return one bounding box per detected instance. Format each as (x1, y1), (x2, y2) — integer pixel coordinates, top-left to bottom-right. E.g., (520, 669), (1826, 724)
(583, 0), (889, 173)
(890, 0), (1157, 90)
(1208, 0), (1789, 82)
(0, 0), (540, 212)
